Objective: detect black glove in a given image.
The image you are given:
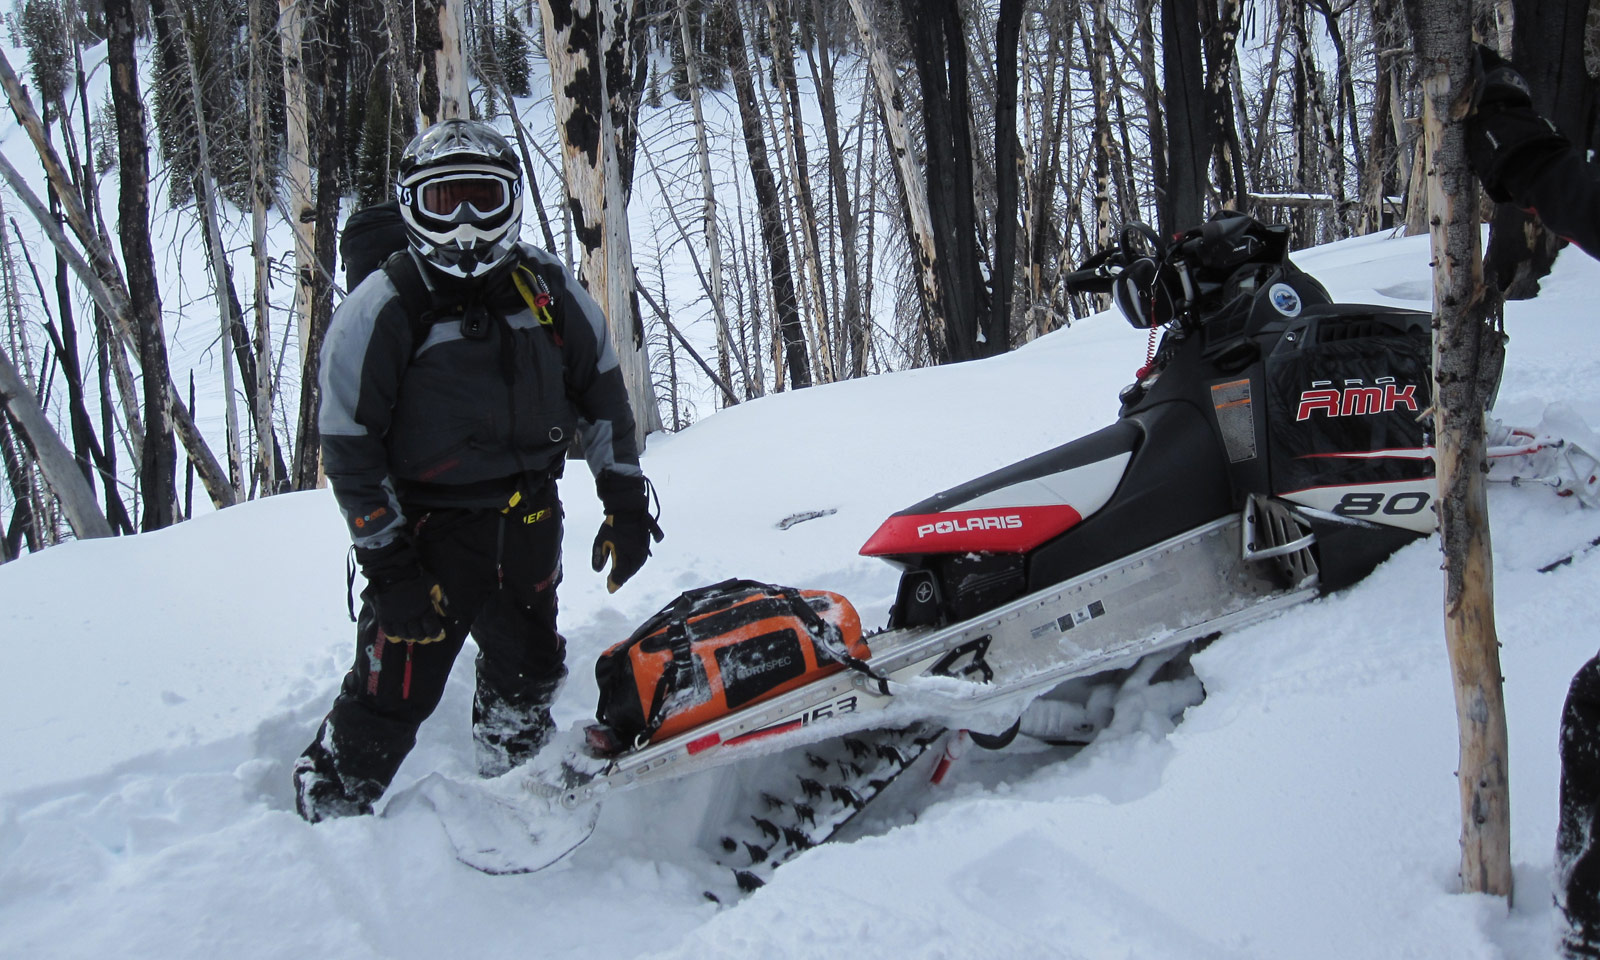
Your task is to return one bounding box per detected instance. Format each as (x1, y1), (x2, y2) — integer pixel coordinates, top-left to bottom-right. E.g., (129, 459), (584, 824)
(356, 539), (448, 644)
(1467, 44), (1568, 203)
(591, 472), (664, 594)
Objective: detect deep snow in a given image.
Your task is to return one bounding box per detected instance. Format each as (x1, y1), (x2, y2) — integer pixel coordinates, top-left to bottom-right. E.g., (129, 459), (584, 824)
(5, 229), (1600, 958)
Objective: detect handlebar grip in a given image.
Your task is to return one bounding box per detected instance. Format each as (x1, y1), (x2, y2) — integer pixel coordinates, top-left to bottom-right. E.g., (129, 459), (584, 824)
(1062, 268), (1116, 294)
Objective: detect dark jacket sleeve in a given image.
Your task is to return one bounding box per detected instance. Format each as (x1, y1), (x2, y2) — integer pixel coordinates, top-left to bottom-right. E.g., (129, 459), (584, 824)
(524, 248), (644, 495)
(317, 270), (416, 548)
(1500, 143), (1600, 262)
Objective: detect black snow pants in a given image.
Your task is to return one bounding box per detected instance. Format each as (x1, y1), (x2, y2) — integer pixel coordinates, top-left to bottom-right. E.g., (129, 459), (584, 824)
(1560, 652), (1600, 958)
(302, 479), (568, 807)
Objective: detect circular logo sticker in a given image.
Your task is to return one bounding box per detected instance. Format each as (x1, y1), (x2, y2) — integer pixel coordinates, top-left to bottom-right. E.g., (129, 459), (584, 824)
(1269, 283), (1303, 318)
(915, 582), (935, 604)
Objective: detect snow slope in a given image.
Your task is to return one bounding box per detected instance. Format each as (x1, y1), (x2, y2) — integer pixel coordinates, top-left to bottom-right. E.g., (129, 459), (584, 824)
(5, 229), (1600, 958)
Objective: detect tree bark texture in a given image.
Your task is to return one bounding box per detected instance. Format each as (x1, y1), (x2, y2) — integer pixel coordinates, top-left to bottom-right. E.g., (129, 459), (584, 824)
(1407, 0), (1513, 902)
(903, 0), (986, 363)
(808, 0), (868, 378)
(848, 0), (946, 360)
(1200, 0), (1246, 209)
(726, 0), (811, 390)
(678, 0), (739, 403)
(540, 0), (663, 437)
(293, 0), (352, 491)
(106, 0), (178, 530)
(416, 0), (467, 124)
(1162, 0), (1207, 233)
(249, 0), (279, 495)
(279, 0), (317, 369)
(0, 147), (233, 511)
(764, 0), (835, 378)
(169, 4), (245, 498)
(993, 0), (1022, 353)
(0, 335), (111, 540)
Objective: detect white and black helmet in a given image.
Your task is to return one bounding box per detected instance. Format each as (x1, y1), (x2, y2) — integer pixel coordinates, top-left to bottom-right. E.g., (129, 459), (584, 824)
(395, 119), (524, 278)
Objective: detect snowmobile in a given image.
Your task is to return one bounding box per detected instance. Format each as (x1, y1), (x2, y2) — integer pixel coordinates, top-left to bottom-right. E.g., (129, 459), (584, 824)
(391, 212), (1442, 889)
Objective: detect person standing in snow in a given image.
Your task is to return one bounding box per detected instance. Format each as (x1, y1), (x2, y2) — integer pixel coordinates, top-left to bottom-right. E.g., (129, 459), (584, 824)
(293, 119), (663, 822)
(1466, 46), (1600, 959)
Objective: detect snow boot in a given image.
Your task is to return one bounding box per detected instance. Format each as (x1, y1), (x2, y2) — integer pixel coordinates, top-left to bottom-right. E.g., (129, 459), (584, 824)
(473, 667), (566, 778)
(293, 736), (384, 823)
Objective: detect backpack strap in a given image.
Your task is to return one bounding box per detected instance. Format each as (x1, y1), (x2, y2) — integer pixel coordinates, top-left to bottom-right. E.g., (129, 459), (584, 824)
(379, 250), (440, 346)
(384, 248), (568, 350)
(512, 260), (564, 347)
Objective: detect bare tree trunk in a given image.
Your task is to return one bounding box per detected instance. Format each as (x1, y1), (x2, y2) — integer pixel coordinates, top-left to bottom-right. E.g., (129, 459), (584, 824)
(678, 0), (739, 404)
(1361, 0), (1402, 233)
(292, 0), (351, 491)
(417, 0), (467, 124)
(166, 5), (245, 499)
(541, 0), (663, 437)
(1406, 0), (1513, 903)
(0, 335), (111, 540)
(993, 0), (1023, 354)
(726, 0), (810, 390)
(764, 0), (835, 378)
(0, 147), (232, 510)
(848, 0), (946, 360)
(250, 0), (278, 495)
(1163, 0), (1207, 231)
(1200, 0), (1246, 210)
(808, 0), (868, 377)
(901, 0), (985, 363)
(106, 0), (178, 529)
(280, 0), (317, 376)
(1089, 0), (1114, 256)
(382, 0), (422, 135)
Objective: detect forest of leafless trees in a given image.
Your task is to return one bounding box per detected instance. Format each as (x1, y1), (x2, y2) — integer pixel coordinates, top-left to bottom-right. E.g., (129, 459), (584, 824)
(0, 0), (1594, 559)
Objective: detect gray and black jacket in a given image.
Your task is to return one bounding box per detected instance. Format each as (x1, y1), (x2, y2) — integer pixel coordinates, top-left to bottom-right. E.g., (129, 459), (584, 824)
(318, 243), (642, 549)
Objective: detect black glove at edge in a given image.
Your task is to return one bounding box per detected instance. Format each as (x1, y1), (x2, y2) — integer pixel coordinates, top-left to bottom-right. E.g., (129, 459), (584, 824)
(1467, 44), (1569, 204)
(356, 538), (449, 644)
(591, 472), (664, 594)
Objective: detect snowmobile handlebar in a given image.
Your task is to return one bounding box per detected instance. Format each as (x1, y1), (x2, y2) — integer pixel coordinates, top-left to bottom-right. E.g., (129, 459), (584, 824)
(1066, 213), (1295, 331)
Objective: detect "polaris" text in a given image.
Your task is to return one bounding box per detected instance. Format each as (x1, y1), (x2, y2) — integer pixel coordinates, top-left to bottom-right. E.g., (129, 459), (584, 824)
(917, 515), (1024, 538)
(1295, 377), (1418, 421)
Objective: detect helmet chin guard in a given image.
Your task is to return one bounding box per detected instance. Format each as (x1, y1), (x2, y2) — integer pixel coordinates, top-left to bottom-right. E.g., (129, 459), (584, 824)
(396, 120), (524, 278)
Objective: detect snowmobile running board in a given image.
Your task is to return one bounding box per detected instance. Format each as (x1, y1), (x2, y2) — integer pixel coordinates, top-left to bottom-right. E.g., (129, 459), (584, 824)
(545, 501), (1321, 810)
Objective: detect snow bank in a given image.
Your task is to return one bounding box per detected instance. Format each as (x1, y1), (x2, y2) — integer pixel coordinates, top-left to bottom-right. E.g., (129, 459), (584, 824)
(3, 229), (1599, 958)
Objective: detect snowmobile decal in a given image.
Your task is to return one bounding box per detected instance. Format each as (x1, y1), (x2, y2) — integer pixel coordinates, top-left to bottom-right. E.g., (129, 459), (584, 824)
(1295, 447), (1433, 461)
(1294, 380), (1419, 420)
(859, 452), (1131, 557)
(1280, 477), (1437, 533)
(860, 505), (1080, 555)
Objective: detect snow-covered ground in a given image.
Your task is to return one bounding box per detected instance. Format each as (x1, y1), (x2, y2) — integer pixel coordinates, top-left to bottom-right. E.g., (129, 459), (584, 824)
(5, 229), (1600, 959)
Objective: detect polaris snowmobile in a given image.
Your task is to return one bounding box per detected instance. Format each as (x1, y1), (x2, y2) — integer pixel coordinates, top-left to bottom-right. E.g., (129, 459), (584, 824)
(393, 212), (1442, 890)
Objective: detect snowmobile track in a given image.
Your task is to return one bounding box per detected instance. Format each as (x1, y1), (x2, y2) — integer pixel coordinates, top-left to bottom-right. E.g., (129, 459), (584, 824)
(704, 723), (945, 900)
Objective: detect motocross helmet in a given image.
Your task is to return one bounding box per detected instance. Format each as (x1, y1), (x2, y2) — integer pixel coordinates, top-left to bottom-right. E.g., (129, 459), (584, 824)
(395, 119), (524, 278)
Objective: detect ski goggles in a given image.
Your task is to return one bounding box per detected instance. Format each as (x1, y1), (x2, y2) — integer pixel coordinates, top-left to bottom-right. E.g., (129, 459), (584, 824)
(414, 173), (515, 221)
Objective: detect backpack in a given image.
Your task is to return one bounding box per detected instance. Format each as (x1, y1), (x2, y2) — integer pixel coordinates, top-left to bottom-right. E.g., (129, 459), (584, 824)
(338, 200), (409, 292)
(337, 200), (562, 344)
(590, 579), (874, 753)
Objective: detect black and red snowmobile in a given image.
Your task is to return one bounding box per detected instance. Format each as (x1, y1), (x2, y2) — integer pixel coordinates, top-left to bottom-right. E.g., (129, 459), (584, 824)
(392, 212), (1441, 888)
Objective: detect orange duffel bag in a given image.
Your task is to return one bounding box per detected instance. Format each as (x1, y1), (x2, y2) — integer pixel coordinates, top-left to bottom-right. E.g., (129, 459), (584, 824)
(592, 579), (871, 751)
